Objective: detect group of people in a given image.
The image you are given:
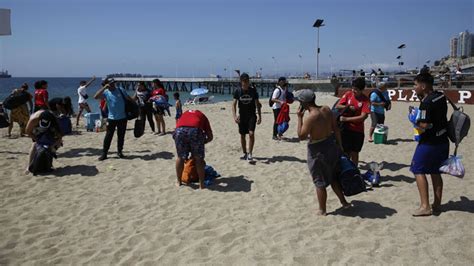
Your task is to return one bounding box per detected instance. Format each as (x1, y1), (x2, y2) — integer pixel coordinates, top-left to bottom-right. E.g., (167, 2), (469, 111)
(0, 71), (451, 217)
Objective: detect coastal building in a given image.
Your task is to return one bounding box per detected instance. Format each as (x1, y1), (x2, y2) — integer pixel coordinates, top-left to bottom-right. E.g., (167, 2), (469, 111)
(458, 30), (472, 57)
(450, 37), (458, 58)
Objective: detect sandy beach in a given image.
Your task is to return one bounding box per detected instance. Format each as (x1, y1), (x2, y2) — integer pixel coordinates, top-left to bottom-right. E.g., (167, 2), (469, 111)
(1, 93), (473, 265)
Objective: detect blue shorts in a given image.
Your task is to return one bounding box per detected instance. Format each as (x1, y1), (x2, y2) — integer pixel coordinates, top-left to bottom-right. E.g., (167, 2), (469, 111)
(410, 142), (449, 174)
(173, 127), (206, 159)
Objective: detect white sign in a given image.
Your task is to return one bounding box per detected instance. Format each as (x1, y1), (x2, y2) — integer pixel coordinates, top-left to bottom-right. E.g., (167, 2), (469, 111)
(0, 9), (11, 36)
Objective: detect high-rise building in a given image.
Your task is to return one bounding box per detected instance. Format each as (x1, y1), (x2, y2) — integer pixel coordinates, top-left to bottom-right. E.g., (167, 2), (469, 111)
(459, 30), (472, 57)
(450, 37), (458, 58)
(471, 36), (474, 56)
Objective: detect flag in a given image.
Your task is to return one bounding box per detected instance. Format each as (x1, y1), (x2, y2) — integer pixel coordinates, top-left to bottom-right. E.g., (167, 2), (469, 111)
(0, 9), (11, 36)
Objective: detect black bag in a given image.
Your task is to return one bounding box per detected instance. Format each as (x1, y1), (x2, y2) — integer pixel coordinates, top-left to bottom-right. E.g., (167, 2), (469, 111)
(0, 114), (9, 128)
(118, 88), (139, 120)
(445, 95), (470, 156)
(269, 88), (281, 107)
(371, 89), (391, 111)
(82, 94), (89, 100)
(3, 91), (30, 110)
(28, 144), (56, 175)
(337, 156), (366, 196)
(133, 119), (145, 138)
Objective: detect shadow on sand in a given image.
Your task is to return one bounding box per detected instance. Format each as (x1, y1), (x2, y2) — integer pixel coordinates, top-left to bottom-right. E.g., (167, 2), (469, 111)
(439, 196), (474, 214)
(123, 151), (174, 160)
(383, 174), (416, 183)
(360, 161), (411, 172)
(255, 155), (306, 164)
(385, 138), (414, 145)
(188, 175), (253, 192)
(52, 165), (99, 177)
(60, 148), (103, 158)
(330, 200), (397, 219)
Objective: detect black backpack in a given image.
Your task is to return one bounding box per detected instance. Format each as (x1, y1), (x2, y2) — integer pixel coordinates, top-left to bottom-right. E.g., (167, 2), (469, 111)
(28, 144), (56, 175)
(446, 95), (470, 156)
(269, 88), (281, 107)
(3, 91), (30, 110)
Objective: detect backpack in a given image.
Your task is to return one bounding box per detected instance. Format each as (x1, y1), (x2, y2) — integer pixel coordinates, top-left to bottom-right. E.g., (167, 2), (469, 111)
(337, 156), (366, 196)
(269, 88), (281, 107)
(28, 144), (56, 175)
(0, 113), (9, 128)
(182, 158), (199, 184)
(445, 95), (470, 156)
(3, 91), (30, 110)
(370, 89), (391, 111)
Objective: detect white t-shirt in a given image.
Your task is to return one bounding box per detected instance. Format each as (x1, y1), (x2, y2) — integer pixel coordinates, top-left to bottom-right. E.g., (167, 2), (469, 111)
(77, 85), (87, 104)
(271, 86), (287, 109)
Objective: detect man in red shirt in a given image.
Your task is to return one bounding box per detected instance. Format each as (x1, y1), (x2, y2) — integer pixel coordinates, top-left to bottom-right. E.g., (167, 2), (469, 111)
(33, 80), (50, 112)
(174, 110), (213, 189)
(335, 77), (370, 165)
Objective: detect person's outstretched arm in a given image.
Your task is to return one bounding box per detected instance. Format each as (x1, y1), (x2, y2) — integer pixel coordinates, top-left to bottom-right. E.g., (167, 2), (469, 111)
(94, 84), (109, 99)
(84, 76), (96, 88)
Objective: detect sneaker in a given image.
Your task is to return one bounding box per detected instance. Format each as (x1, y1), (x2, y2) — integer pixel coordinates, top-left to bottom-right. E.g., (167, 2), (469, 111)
(117, 152), (125, 159)
(240, 153), (248, 160)
(272, 136), (279, 140)
(247, 153), (253, 161)
(98, 154), (108, 161)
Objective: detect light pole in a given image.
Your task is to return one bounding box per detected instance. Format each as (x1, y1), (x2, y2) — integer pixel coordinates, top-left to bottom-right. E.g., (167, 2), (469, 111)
(397, 43), (406, 72)
(313, 19), (325, 79)
(298, 54), (303, 77)
(227, 59), (232, 79)
(272, 56), (278, 77)
(329, 54), (333, 76)
(248, 57), (254, 76)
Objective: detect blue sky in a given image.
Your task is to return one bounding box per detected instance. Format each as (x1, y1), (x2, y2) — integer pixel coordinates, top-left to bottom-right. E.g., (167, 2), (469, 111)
(0, 0), (472, 77)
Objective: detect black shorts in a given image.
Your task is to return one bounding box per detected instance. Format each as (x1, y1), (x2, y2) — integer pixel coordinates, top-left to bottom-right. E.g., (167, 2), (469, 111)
(370, 112), (385, 127)
(238, 115), (257, 135)
(341, 130), (365, 153)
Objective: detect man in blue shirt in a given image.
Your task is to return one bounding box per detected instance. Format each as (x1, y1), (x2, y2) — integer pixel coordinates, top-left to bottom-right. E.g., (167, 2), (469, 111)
(368, 82), (390, 142)
(94, 79), (131, 161)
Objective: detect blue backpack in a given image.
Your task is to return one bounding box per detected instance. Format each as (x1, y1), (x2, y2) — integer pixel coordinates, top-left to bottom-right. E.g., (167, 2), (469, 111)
(337, 156), (366, 196)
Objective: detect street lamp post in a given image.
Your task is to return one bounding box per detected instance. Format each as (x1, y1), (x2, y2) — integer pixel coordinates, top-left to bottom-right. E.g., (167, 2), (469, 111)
(298, 54), (303, 77)
(272, 56), (278, 77)
(329, 54), (333, 76)
(397, 44), (406, 72)
(248, 57), (254, 76)
(313, 19), (325, 79)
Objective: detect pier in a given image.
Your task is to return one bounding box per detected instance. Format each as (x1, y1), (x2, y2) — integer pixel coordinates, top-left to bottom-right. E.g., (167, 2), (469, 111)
(110, 77), (335, 97)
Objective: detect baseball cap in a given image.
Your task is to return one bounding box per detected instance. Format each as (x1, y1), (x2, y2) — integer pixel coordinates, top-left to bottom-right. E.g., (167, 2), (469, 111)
(294, 89), (315, 103)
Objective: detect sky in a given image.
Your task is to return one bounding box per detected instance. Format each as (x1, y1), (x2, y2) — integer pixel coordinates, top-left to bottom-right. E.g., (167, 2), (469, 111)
(0, 0), (473, 77)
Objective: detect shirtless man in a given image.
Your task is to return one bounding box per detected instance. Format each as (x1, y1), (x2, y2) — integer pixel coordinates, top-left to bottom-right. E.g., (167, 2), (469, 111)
(295, 89), (350, 216)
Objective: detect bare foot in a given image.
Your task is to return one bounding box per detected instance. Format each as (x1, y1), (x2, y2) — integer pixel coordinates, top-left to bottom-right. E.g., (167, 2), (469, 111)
(316, 209), (327, 216)
(24, 168), (30, 175)
(176, 181), (182, 187)
(412, 207), (432, 217)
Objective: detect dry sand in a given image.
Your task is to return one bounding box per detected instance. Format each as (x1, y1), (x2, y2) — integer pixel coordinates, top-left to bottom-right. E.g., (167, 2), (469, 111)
(1, 93), (473, 265)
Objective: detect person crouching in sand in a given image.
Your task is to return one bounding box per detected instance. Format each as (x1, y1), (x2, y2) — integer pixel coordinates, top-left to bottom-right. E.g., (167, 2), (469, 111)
(295, 89), (350, 216)
(173, 110), (213, 189)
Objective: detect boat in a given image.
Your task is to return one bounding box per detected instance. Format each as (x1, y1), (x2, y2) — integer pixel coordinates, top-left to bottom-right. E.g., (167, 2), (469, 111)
(0, 70), (11, 78)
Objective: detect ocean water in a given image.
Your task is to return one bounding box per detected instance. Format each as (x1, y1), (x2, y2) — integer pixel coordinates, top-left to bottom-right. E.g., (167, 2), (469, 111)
(0, 77), (235, 113)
